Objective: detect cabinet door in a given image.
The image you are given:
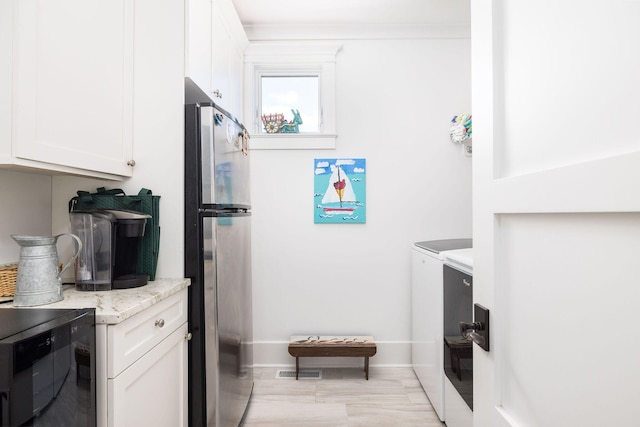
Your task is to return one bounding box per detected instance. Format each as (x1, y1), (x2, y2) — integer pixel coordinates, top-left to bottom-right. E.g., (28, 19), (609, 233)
(108, 323), (188, 427)
(13, 0), (134, 177)
(0, 2), (11, 155)
(211, 1), (231, 111)
(211, 0), (247, 115)
(227, 39), (244, 116)
(185, 0), (212, 95)
(107, 289), (188, 378)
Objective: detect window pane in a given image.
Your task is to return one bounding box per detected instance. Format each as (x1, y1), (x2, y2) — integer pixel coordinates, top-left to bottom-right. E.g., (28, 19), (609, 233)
(260, 76), (319, 133)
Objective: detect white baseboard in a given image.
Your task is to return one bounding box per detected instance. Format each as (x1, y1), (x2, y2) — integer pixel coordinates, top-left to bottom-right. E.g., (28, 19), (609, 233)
(252, 340), (412, 368)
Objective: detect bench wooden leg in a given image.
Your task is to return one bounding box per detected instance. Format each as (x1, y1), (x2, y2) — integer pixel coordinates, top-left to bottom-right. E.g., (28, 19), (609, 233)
(296, 357), (299, 380)
(365, 356), (369, 380)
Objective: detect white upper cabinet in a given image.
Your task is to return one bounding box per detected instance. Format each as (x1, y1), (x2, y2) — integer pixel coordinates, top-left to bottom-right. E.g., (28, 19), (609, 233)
(210, 5), (231, 110)
(185, 0), (213, 95)
(186, 0), (247, 116)
(212, 0), (247, 115)
(3, 0), (135, 179)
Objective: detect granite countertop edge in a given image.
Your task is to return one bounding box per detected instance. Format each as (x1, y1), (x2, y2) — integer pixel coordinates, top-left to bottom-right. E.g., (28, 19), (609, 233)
(1, 278), (190, 325)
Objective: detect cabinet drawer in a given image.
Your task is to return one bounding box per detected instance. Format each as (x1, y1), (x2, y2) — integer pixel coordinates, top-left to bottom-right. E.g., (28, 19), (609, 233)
(108, 323), (188, 427)
(107, 289), (187, 377)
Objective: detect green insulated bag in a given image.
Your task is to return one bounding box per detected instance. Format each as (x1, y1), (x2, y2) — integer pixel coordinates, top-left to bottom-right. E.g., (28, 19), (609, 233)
(69, 187), (160, 281)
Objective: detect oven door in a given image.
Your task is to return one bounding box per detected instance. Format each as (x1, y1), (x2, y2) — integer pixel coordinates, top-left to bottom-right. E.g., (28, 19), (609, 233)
(443, 264), (473, 410)
(0, 309), (96, 427)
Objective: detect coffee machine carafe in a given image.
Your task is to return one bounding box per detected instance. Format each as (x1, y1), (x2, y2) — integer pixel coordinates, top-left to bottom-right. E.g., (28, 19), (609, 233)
(70, 209), (151, 290)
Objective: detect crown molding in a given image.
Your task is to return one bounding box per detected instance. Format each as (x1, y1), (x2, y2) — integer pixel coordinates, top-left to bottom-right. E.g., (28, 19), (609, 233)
(244, 42), (343, 63)
(243, 23), (470, 41)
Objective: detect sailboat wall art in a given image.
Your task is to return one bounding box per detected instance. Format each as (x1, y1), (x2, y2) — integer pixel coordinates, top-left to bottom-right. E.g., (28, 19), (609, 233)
(314, 158), (366, 224)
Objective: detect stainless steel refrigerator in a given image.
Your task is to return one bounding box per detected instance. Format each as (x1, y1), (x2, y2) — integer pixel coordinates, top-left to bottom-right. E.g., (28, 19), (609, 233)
(184, 77), (253, 427)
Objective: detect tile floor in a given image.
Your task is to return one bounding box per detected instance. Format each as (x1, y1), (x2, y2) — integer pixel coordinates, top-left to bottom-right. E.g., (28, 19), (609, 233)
(241, 367), (444, 426)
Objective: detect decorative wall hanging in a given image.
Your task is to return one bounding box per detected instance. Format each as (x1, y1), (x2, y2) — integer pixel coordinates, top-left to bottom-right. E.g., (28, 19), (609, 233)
(449, 113), (472, 156)
(449, 113), (472, 143)
(314, 158), (366, 224)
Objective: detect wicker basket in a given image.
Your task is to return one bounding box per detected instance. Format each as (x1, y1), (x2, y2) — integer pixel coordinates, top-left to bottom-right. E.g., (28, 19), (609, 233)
(0, 264), (18, 297)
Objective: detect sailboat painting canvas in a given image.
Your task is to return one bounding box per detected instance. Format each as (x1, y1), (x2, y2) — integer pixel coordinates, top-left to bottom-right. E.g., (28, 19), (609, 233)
(314, 158), (366, 224)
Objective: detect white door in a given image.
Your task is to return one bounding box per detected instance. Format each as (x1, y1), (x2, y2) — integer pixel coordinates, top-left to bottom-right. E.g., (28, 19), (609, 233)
(472, 1), (640, 426)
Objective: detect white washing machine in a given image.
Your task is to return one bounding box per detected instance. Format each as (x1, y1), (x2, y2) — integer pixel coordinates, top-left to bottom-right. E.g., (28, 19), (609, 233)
(411, 239), (471, 422)
(443, 248), (474, 427)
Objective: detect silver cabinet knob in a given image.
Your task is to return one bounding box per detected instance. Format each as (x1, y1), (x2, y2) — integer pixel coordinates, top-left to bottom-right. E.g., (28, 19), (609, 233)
(213, 89), (223, 99)
(155, 319), (165, 328)
(127, 160), (136, 167)
(185, 332), (193, 341)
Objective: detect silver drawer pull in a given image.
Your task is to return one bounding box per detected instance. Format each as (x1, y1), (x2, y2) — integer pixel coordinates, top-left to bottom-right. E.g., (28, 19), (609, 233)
(185, 332), (193, 341)
(155, 319), (165, 328)
(463, 279), (471, 286)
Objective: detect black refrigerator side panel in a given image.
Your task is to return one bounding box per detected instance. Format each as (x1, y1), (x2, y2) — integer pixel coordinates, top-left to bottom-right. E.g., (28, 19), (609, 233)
(185, 102), (206, 427)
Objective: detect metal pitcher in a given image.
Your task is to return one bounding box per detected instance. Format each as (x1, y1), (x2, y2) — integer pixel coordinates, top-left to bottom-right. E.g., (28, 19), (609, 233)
(11, 233), (82, 307)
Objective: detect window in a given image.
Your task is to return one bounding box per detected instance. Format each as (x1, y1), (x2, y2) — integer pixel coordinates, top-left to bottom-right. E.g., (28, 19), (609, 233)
(260, 75), (319, 133)
(244, 43), (342, 149)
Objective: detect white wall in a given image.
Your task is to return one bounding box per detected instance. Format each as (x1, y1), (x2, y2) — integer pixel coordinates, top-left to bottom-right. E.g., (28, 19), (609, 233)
(0, 170), (52, 264)
(250, 38), (472, 366)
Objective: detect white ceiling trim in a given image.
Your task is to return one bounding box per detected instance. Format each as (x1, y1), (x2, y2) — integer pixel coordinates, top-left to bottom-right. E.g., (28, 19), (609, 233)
(243, 23), (470, 41)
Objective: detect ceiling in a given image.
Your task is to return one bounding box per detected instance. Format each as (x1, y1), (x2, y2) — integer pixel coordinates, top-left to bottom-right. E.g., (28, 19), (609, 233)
(231, 0), (470, 28)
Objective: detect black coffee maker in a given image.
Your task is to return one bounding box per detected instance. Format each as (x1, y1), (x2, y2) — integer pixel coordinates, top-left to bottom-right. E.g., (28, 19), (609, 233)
(70, 209), (151, 290)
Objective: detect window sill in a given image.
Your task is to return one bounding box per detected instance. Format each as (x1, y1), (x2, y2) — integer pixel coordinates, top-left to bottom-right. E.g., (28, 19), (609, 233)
(249, 133), (337, 150)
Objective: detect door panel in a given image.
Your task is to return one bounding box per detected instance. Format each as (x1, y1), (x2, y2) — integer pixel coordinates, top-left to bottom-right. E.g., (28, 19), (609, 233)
(496, 213), (640, 425)
(496, 2), (640, 177)
(473, 1), (640, 426)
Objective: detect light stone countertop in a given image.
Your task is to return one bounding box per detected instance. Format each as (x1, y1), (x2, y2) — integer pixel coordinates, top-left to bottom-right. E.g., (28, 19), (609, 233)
(0, 278), (190, 324)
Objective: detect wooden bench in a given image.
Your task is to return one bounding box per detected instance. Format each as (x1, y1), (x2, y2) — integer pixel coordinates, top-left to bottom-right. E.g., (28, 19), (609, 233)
(288, 336), (377, 380)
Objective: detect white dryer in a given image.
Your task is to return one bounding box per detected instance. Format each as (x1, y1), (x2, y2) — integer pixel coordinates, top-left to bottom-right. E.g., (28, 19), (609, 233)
(411, 239), (471, 422)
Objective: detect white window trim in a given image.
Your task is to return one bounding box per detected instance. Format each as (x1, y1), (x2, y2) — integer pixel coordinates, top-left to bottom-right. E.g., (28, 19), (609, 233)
(243, 42), (342, 150)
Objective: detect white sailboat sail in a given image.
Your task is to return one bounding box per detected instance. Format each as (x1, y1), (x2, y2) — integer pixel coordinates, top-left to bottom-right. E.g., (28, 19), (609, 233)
(321, 166), (357, 204)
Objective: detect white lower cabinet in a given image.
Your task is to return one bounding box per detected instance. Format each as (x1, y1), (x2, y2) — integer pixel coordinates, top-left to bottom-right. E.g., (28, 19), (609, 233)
(108, 323), (188, 427)
(97, 289), (188, 427)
